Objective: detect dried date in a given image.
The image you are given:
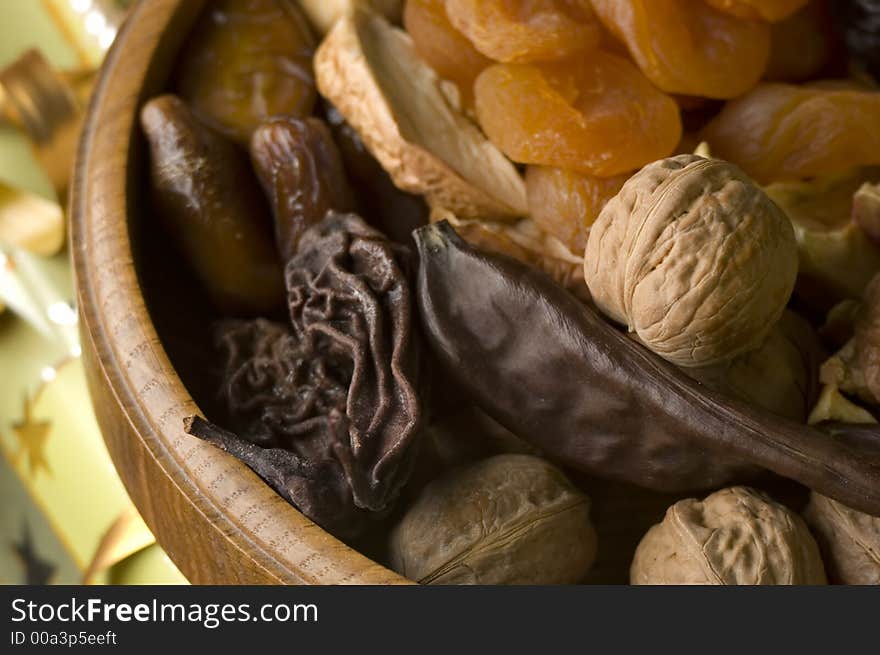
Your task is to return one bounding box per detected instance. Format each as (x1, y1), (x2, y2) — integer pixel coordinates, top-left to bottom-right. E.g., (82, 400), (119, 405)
(251, 117), (355, 261)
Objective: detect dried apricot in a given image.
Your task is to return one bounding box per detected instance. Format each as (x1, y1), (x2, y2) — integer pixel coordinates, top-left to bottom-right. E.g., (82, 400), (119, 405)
(591, 0), (771, 99)
(526, 166), (628, 253)
(445, 0), (601, 63)
(701, 83), (880, 183)
(403, 0), (492, 105)
(704, 0), (809, 22)
(474, 51), (681, 177)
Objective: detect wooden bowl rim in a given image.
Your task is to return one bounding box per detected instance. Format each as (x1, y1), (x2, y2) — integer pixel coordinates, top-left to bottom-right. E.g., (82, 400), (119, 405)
(70, 0), (409, 585)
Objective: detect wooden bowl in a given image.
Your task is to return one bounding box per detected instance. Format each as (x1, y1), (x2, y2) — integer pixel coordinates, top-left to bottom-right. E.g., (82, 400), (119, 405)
(70, 0), (408, 585)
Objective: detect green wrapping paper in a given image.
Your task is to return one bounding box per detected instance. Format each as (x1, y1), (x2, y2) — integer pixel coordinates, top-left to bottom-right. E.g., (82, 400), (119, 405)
(0, 0), (185, 585)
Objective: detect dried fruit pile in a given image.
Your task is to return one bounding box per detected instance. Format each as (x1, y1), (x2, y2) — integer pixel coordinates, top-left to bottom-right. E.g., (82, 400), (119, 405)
(137, 0), (880, 585)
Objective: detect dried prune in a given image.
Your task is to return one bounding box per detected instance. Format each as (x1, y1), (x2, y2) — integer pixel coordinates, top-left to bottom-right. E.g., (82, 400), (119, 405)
(187, 213), (422, 538)
(250, 117), (355, 261)
(592, 0), (771, 98)
(175, 0), (317, 145)
(474, 51), (681, 177)
(445, 0), (601, 63)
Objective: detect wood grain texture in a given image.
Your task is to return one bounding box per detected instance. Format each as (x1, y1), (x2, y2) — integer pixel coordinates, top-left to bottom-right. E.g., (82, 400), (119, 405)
(70, 0), (409, 585)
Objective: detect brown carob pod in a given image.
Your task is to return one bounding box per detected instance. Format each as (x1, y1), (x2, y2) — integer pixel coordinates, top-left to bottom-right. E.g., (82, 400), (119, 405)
(413, 221), (880, 515)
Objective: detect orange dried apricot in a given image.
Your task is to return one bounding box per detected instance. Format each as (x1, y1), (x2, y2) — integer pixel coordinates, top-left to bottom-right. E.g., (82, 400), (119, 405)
(701, 83), (880, 183)
(526, 166), (628, 253)
(403, 0), (492, 106)
(474, 51), (681, 177)
(704, 0), (809, 22)
(591, 0), (771, 99)
(445, 0), (601, 63)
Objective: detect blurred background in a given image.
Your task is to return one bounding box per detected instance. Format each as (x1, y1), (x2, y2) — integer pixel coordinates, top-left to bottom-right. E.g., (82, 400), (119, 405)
(0, 0), (185, 584)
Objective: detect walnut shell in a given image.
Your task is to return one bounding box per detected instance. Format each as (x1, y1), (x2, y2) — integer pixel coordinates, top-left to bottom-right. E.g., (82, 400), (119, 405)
(686, 310), (824, 422)
(765, 170), (880, 304)
(585, 154), (798, 367)
(631, 487), (827, 585)
(820, 272), (880, 406)
(389, 454), (597, 584)
(803, 492), (880, 585)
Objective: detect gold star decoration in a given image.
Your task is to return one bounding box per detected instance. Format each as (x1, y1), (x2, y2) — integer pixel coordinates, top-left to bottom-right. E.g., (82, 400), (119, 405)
(12, 394), (52, 478)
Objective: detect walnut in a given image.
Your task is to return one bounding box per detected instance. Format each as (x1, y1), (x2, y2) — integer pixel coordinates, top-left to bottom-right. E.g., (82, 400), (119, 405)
(585, 154), (798, 368)
(808, 383), (877, 425)
(686, 310), (823, 422)
(314, 7), (527, 220)
(818, 272), (880, 408)
(389, 454), (597, 584)
(853, 181), (880, 247)
(803, 492), (880, 585)
(630, 487), (827, 585)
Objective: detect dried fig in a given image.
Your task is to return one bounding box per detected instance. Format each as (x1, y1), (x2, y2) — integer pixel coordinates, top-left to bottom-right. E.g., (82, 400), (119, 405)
(631, 487), (827, 585)
(585, 154), (798, 368)
(314, 7), (528, 219)
(299, 0), (402, 34)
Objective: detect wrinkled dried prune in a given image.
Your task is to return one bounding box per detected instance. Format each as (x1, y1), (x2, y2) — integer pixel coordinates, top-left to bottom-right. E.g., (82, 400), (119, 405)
(187, 213), (422, 537)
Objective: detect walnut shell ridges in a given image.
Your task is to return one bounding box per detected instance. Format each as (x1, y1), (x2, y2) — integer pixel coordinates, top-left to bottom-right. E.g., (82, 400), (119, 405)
(389, 454), (597, 584)
(631, 487), (827, 585)
(803, 492), (880, 585)
(585, 155), (798, 368)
